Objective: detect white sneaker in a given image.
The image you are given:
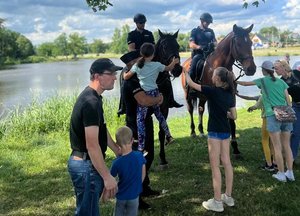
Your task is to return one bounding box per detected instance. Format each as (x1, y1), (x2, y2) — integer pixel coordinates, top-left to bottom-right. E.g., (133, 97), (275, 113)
(285, 170), (295, 181)
(221, 194), (235, 207)
(202, 198), (224, 212)
(272, 172), (287, 182)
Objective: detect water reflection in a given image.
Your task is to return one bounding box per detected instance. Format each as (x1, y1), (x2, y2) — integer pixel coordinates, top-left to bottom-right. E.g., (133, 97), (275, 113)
(0, 56), (298, 117)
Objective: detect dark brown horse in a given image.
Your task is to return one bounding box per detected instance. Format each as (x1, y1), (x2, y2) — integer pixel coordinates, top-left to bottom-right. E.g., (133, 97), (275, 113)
(181, 24), (256, 156)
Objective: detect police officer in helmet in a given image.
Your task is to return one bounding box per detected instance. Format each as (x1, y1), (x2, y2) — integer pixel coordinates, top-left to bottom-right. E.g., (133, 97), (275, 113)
(188, 12), (217, 82)
(127, 13), (155, 52)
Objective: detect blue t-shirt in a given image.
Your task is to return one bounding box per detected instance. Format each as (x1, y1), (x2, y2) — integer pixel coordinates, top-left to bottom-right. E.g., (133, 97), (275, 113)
(111, 151), (146, 200)
(131, 61), (165, 91)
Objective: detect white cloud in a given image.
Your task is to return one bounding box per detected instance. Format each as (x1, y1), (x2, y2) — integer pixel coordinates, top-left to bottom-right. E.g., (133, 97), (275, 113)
(282, 0), (300, 18)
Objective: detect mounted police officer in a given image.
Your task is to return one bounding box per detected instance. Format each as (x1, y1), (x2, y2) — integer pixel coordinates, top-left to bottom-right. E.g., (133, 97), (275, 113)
(189, 12), (217, 82)
(127, 13), (155, 51)
(118, 13), (182, 115)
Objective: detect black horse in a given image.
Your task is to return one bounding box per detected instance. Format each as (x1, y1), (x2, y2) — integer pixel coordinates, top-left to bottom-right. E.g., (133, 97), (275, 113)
(119, 30), (182, 167)
(181, 24), (256, 157)
(154, 30), (182, 167)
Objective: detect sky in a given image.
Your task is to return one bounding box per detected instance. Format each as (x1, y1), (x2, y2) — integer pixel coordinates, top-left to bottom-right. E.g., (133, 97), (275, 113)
(0, 0), (299, 45)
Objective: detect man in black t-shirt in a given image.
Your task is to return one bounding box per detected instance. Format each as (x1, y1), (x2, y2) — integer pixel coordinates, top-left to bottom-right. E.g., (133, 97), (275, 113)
(68, 58), (122, 215)
(120, 51), (163, 209)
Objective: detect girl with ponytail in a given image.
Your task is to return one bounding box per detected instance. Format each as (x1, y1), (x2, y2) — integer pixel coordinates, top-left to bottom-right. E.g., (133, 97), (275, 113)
(123, 42), (179, 153)
(185, 66), (236, 212)
(237, 60), (294, 183)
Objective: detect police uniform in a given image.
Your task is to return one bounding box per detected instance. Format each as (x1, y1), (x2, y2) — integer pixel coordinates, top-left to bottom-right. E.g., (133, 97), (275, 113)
(122, 72), (156, 198)
(127, 29), (155, 50)
(189, 26), (216, 81)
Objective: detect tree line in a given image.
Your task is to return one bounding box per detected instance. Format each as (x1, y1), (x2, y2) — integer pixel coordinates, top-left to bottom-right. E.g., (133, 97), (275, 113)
(0, 22), (299, 67)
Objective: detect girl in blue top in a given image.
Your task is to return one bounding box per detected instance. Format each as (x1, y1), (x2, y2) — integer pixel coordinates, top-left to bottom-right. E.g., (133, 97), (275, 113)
(124, 42), (179, 152)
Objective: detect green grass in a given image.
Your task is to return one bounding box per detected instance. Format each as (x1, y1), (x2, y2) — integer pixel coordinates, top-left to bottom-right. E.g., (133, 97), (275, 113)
(0, 96), (300, 216)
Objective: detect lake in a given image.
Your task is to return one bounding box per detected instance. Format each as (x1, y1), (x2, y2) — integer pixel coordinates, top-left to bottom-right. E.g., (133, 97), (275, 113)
(0, 56), (298, 118)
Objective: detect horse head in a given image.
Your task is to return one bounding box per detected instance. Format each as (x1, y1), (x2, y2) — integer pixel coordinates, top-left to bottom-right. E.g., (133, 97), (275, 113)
(154, 29), (182, 77)
(231, 24), (256, 76)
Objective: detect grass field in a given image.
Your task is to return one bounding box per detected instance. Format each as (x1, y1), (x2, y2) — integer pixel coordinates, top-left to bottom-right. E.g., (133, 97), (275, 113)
(0, 95), (300, 216)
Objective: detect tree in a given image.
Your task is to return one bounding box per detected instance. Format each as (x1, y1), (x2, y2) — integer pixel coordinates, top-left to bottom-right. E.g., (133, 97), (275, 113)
(90, 39), (107, 55)
(242, 0), (265, 8)
(68, 33), (86, 59)
(16, 35), (34, 58)
(86, 0), (265, 12)
(36, 42), (55, 57)
(0, 18), (5, 29)
(53, 33), (69, 58)
(109, 25), (129, 54)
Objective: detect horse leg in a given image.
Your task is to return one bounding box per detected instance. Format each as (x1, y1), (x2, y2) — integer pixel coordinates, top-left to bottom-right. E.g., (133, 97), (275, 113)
(229, 119), (242, 159)
(198, 98), (206, 137)
(187, 97), (196, 137)
(158, 85), (171, 168)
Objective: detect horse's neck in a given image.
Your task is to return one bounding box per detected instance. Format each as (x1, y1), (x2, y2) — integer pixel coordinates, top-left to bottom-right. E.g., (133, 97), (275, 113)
(213, 47), (234, 70)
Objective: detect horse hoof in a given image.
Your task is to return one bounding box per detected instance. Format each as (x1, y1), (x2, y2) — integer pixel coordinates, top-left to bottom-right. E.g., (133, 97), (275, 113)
(159, 163), (169, 170)
(191, 132), (197, 138)
(199, 133), (207, 138)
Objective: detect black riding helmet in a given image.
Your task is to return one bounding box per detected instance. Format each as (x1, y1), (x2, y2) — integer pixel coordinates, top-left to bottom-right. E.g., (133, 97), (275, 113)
(200, 12), (213, 23)
(133, 13), (147, 23)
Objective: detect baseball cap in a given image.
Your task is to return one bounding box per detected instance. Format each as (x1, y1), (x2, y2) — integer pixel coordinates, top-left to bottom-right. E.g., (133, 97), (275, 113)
(261, 60), (274, 71)
(292, 61), (300, 81)
(90, 58), (123, 74)
(120, 51), (140, 64)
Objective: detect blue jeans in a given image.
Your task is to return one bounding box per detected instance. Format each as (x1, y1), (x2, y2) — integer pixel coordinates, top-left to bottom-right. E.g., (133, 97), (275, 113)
(208, 132), (231, 140)
(266, 115), (293, 133)
(114, 197), (139, 216)
(291, 104), (300, 159)
(68, 156), (104, 216)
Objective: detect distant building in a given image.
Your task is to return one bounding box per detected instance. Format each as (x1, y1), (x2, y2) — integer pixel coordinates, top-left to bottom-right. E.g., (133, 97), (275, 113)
(251, 34), (270, 49)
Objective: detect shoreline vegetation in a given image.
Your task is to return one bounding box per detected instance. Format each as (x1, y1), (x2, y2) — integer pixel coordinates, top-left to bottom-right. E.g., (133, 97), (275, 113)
(0, 95), (300, 215)
(1, 46), (300, 67)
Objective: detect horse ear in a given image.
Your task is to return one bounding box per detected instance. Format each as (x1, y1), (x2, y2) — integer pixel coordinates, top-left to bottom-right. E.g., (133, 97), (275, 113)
(233, 24), (238, 33)
(158, 29), (163, 37)
(173, 30), (179, 38)
(245, 24), (254, 34)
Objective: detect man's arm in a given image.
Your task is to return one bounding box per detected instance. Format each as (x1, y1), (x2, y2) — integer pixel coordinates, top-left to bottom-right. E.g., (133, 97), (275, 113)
(107, 130), (121, 156)
(85, 126), (117, 198)
(189, 41), (201, 50)
(134, 91), (163, 107)
(128, 43), (136, 52)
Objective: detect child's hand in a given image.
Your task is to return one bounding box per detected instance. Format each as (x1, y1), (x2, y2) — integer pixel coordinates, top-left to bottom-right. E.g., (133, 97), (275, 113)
(247, 106), (256, 112)
(172, 57), (180, 64)
(185, 70), (191, 84)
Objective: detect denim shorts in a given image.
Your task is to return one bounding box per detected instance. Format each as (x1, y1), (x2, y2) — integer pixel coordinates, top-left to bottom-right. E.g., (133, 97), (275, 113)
(208, 132), (231, 140)
(266, 115), (293, 133)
